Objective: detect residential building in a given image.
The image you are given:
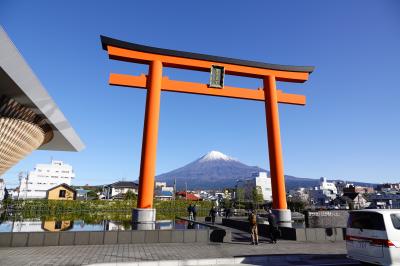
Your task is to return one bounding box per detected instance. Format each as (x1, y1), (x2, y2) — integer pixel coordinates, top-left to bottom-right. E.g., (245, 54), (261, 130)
(235, 172), (272, 202)
(6, 188), (18, 200)
(343, 184), (374, 194)
(103, 181), (138, 199)
(18, 160), (75, 199)
(368, 193), (400, 209)
(176, 191), (201, 201)
(155, 191), (173, 201)
(288, 187), (309, 202)
(76, 188), (91, 200)
(155, 181), (174, 193)
(334, 180), (348, 196)
(46, 183), (76, 200)
(42, 220), (73, 232)
(155, 181), (174, 201)
(342, 192), (369, 209)
(377, 183), (400, 193)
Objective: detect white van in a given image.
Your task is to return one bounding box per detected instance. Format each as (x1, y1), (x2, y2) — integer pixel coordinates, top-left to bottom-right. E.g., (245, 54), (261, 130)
(346, 209), (400, 265)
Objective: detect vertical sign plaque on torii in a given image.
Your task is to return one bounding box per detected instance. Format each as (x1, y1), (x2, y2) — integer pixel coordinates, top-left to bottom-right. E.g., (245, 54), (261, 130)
(101, 35), (314, 228)
(209, 65), (225, 88)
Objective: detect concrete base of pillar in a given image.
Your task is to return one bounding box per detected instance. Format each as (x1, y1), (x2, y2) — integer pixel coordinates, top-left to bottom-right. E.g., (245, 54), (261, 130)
(272, 209), (292, 228)
(132, 208), (156, 230)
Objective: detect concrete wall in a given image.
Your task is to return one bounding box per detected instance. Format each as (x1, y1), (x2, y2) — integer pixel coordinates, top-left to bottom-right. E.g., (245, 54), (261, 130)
(0, 229), (211, 247)
(222, 218), (345, 242)
(305, 210), (349, 228)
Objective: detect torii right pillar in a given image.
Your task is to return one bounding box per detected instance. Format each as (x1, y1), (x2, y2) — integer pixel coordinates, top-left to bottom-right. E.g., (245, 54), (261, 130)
(264, 75), (291, 227)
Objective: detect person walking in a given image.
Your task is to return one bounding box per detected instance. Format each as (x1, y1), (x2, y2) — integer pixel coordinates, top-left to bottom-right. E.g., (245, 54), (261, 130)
(209, 206), (217, 224)
(248, 209), (259, 245)
(267, 209), (279, 244)
(187, 204), (194, 221)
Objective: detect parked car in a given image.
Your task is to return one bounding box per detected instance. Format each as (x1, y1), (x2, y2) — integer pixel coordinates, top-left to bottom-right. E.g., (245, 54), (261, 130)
(346, 209), (400, 265)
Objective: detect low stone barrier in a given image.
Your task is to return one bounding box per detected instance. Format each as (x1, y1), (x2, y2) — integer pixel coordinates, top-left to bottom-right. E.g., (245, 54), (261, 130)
(222, 218), (345, 242)
(0, 229), (211, 247)
(177, 217), (231, 243)
(305, 210), (349, 228)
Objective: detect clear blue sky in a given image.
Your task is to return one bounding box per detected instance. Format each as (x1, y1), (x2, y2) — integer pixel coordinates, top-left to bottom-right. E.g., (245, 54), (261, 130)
(1, 0), (400, 187)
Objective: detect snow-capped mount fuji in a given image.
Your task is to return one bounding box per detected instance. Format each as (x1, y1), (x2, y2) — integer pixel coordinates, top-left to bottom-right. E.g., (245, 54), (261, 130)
(156, 151), (265, 189)
(198, 150), (237, 162)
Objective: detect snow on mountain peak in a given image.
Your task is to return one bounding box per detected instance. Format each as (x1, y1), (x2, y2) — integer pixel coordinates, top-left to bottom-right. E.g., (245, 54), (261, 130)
(199, 151), (236, 162)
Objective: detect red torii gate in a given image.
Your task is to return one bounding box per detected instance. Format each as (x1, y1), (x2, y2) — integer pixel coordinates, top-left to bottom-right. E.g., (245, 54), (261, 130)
(101, 36), (314, 227)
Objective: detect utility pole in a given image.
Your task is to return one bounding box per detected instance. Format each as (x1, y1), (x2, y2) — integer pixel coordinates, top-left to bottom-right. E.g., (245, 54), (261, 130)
(17, 172), (23, 200)
(24, 172), (28, 200)
(173, 178), (176, 201)
(185, 182), (188, 200)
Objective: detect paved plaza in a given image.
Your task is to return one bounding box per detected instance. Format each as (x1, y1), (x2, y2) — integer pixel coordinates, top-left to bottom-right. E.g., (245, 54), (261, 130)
(0, 240), (359, 266)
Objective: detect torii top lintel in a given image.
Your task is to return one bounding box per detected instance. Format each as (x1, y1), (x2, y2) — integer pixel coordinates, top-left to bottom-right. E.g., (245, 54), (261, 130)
(101, 35), (314, 105)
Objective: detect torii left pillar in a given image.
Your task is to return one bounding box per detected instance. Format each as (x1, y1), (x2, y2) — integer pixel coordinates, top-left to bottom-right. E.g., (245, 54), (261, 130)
(132, 60), (162, 229)
(264, 75), (291, 227)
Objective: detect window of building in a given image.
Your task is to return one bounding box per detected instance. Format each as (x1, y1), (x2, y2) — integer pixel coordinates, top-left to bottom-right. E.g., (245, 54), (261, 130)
(55, 221), (62, 230)
(59, 190), (66, 198)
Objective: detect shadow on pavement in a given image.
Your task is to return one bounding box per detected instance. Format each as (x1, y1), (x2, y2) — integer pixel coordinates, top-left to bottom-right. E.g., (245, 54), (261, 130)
(238, 254), (361, 266)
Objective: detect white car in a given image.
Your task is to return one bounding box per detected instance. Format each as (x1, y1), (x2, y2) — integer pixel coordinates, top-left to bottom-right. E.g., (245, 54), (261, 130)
(346, 209), (400, 265)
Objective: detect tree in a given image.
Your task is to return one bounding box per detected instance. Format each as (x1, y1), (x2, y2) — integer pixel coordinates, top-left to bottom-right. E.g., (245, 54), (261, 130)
(124, 190), (137, 201)
(236, 188), (245, 209)
(87, 190), (99, 200)
(221, 198), (232, 209)
(287, 198), (307, 212)
(252, 186), (264, 210)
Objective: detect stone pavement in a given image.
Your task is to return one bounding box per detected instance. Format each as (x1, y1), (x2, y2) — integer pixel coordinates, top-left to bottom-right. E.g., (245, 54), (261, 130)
(0, 240), (351, 266)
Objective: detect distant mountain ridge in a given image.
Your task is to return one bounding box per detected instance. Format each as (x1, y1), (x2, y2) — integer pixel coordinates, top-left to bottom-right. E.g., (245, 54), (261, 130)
(156, 151), (265, 189)
(155, 151), (377, 190)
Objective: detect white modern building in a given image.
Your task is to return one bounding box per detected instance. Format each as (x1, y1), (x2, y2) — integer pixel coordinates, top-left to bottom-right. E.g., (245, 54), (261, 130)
(309, 177), (338, 205)
(18, 160), (75, 199)
(319, 177), (338, 194)
(0, 178), (6, 201)
(236, 172), (272, 202)
(155, 181), (174, 193)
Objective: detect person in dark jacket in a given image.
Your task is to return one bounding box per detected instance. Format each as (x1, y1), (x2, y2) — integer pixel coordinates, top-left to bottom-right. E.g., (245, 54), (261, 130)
(209, 206), (217, 224)
(267, 209), (279, 244)
(187, 204), (194, 220)
(192, 204), (197, 221)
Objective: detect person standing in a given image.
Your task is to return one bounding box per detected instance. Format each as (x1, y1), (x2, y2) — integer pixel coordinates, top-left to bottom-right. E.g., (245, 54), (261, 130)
(192, 204), (197, 221)
(225, 208), (231, 219)
(267, 209), (278, 244)
(248, 209), (259, 245)
(187, 204), (194, 221)
(209, 206), (217, 224)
